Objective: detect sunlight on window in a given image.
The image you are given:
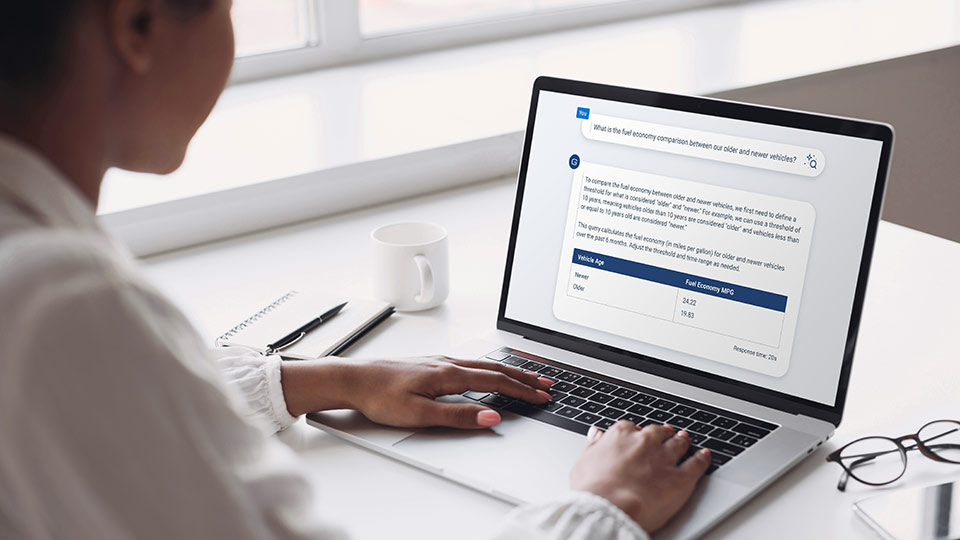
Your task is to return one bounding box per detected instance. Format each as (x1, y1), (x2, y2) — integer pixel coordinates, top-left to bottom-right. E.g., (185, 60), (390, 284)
(232, 0), (312, 57)
(360, 0), (623, 36)
(734, 0), (960, 83)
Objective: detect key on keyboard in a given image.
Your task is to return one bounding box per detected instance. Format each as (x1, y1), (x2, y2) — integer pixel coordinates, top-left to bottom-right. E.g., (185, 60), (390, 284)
(570, 387), (595, 398)
(589, 393), (614, 404)
(580, 401), (604, 413)
(609, 398), (633, 410)
(627, 403), (653, 416)
(599, 407), (625, 420)
(539, 367), (563, 378)
(576, 377), (600, 388)
(594, 383), (618, 394)
(502, 355), (526, 366)
(649, 410), (673, 422)
(561, 396), (587, 407)
(575, 412), (602, 424)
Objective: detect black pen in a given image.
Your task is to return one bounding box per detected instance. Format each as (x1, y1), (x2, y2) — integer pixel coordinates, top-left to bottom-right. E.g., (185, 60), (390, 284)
(266, 302), (347, 354)
(326, 307), (395, 357)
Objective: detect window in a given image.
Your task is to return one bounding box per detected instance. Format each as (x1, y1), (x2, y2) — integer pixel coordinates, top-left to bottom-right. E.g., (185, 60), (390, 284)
(359, 0), (625, 37)
(229, 0), (742, 82)
(232, 0), (316, 57)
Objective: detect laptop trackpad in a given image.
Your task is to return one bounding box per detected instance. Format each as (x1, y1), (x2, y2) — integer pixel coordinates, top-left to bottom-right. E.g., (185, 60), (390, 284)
(393, 414), (587, 504)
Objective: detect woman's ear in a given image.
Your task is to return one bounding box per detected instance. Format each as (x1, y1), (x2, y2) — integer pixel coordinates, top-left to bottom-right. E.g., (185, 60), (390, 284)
(107, 0), (155, 74)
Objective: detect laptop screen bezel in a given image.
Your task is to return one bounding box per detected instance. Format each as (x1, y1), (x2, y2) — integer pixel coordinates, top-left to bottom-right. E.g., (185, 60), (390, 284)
(496, 76), (893, 427)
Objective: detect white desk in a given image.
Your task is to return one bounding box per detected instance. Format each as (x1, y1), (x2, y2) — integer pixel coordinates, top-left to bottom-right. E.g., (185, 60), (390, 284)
(142, 176), (960, 539)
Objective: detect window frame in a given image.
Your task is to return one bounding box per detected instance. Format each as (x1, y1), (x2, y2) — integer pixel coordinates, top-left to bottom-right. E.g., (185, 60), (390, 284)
(230, 0), (748, 83)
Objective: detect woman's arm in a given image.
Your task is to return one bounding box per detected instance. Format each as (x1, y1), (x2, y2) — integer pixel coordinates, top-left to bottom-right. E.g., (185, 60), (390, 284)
(495, 423), (710, 540)
(280, 356), (554, 429)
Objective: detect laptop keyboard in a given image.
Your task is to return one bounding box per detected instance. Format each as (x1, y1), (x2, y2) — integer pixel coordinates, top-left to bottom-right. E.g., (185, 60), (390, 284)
(462, 348), (779, 475)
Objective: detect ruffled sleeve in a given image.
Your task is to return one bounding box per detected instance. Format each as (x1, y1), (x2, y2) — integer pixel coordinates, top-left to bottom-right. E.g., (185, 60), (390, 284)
(211, 346), (299, 433)
(494, 491), (650, 540)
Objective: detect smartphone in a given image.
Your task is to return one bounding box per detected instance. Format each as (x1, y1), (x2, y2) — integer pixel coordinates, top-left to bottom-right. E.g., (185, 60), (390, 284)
(854, 480), (960, 540)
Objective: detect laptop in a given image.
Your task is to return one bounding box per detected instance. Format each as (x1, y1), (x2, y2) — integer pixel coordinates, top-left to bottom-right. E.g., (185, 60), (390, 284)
(307, 76), (894, 539)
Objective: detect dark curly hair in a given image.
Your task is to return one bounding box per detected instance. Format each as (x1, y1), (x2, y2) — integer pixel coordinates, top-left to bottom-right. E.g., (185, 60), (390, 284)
(0, 0), (212, 94)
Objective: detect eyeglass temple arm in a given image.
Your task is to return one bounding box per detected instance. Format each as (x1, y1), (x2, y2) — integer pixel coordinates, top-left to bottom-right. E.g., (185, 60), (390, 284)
(920, 442), (960, 462)
(837, 454), (879, 491)
(837, 470), (849, 491)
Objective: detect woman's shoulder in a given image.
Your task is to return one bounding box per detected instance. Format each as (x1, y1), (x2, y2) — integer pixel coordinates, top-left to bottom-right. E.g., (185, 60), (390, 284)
(0, 226), (131, 287)
(0, 226), (163, 335)
(0, 225), (205, 375)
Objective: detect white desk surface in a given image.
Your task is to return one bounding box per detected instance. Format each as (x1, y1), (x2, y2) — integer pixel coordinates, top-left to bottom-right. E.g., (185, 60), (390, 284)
(143, 176), (960, 539)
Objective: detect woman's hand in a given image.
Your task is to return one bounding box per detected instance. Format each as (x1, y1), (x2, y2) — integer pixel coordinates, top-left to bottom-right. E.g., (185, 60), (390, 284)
(571, 421), (711, 533)
(281, 356), (554, 429)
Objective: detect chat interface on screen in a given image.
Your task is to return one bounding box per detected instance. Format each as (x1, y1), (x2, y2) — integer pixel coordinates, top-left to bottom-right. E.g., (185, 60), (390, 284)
(505, 90), (883, 406)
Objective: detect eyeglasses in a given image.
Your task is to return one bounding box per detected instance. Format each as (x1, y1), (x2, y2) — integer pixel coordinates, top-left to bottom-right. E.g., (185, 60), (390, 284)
(826, 420), (960, 491)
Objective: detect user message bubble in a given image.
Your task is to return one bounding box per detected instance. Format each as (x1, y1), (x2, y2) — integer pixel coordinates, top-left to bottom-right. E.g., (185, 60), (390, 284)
(582, 114), (825, 177)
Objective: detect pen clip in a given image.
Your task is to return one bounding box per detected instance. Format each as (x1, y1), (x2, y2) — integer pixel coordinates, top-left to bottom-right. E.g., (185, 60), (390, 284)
(269, 332), (306, 354)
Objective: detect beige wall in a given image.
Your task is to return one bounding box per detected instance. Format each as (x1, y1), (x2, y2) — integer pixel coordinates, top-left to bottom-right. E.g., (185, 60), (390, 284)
(712, 46), (960, 242)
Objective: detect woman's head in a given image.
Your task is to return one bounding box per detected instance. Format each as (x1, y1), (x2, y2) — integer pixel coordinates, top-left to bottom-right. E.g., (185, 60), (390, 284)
(0, 0), (234, 175)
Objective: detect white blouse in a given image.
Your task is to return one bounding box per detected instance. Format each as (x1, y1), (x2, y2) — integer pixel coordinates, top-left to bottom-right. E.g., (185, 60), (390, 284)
(0, 136), (648, 540)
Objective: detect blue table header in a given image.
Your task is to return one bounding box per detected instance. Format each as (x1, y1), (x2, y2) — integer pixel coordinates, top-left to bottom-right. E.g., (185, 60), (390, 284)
(572, 248), (787, 312)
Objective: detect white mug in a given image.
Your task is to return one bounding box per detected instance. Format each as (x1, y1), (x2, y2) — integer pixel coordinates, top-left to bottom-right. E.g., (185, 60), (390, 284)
(371, 222), (449, 312)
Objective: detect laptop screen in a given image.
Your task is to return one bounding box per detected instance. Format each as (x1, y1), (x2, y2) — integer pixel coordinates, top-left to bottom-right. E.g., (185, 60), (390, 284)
(501, 79), (889, 410)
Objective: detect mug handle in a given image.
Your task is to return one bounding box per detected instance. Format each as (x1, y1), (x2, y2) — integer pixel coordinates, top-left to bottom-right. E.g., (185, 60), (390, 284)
(413, 255), (434, 305)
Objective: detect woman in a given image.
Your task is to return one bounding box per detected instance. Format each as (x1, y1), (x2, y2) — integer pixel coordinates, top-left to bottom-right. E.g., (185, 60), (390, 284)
(0, 1), (710, 539)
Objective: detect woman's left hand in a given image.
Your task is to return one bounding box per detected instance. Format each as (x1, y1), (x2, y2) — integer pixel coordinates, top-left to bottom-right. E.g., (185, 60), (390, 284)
(281, 356), (554, 429)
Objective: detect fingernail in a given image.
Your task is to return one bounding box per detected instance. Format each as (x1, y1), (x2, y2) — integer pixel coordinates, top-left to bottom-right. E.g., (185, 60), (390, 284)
(538, 377), (555, 386)
(699, 449), (711, 457)
(477, 410), (501, 427)
(665, 424), (675, 431)
(678, 430), (689, 438)
(536, 389), (552, 401)
(587, 425), (601, 442)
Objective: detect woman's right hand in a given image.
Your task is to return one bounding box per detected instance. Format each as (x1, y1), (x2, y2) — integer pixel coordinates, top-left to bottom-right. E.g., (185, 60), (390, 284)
(570, 421), (711, 533)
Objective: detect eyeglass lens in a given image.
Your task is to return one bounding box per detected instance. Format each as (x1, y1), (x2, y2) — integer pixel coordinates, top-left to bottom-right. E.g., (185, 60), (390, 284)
(918, 420), (960, 463)
(838, 436), (906, 485)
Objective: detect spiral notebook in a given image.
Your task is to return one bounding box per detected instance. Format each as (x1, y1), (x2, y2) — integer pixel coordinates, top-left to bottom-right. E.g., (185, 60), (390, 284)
(215, 291), (393, 359)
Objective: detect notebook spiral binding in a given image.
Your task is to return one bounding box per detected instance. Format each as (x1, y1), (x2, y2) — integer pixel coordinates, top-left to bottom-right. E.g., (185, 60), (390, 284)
(215, 290), (299, 346)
